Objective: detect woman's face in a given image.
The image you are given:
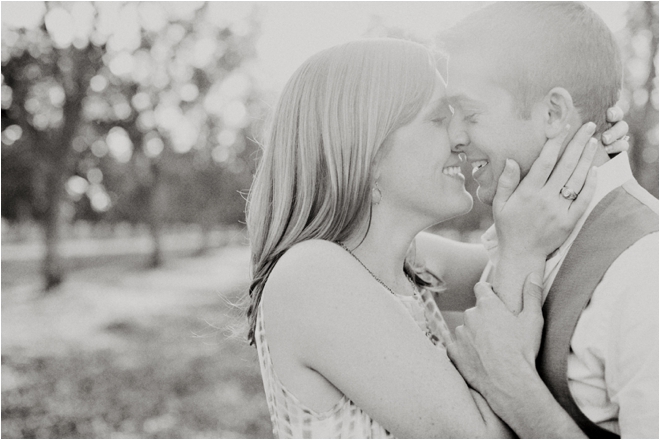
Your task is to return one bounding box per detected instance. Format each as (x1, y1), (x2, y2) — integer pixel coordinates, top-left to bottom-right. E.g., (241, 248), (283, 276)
(377, 74), (473, 225)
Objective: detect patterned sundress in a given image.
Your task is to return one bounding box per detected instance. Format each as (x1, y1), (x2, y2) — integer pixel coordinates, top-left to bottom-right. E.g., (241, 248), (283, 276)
(255, 284), (453, 438)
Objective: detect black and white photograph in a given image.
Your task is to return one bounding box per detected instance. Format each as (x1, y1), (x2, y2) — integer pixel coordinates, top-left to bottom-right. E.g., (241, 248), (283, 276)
(2, 1), (658, 438)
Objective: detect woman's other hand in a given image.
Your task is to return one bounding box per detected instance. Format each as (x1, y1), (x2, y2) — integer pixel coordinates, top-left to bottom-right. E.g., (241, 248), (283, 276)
(602, 105), (630, 154)
(447, 273), (544, 399)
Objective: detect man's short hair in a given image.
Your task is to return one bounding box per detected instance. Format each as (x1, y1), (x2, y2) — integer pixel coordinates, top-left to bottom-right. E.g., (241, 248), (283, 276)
(439, 2), (622, 132)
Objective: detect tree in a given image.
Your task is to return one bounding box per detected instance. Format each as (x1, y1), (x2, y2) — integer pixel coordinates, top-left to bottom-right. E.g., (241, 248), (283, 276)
(2, 2), (266, 286)
(2, 3), (104, 289)
(619, 1), (659, 197)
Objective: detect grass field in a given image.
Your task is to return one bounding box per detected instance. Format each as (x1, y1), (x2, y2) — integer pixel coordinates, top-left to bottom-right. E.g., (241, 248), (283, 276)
(2, 242), (272, 439)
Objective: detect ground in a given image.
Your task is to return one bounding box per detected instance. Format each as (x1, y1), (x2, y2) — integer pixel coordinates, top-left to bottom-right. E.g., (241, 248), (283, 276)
(2, 239), (272, 439)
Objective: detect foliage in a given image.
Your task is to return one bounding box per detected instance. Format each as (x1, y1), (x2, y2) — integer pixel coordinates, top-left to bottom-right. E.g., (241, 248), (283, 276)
(2, 2), (268, 284)
(619, 1), (659, 197)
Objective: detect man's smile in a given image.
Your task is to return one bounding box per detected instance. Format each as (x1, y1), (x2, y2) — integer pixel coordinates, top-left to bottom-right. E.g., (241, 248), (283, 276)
(470, 159), (489, 179)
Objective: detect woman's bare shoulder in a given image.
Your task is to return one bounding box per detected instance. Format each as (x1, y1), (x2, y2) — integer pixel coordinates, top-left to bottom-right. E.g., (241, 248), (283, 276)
(260, 239), (376, 357)
(268, 239), (351, 289)
(262, 240), (361, 316)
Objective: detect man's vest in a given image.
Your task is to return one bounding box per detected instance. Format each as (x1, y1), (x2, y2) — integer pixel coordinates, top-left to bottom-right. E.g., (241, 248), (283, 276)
(537, 183), (658, 438)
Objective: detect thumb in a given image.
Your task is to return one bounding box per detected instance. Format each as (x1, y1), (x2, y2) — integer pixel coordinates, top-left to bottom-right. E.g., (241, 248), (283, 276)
(521, 271), (544, 316)
(492, 159), (521, 213)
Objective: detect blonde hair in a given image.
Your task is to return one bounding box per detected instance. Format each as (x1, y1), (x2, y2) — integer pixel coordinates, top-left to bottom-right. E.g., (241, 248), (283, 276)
(245, 39), (440, 344)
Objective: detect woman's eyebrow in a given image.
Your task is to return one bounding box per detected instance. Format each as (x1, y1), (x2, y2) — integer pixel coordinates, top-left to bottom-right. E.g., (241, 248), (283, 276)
(425, 98), (452, 117)
(446, 94), (482, 109)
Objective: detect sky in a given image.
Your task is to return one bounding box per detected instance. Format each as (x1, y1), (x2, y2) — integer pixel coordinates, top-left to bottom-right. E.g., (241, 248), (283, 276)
(253, 1), (631, 91)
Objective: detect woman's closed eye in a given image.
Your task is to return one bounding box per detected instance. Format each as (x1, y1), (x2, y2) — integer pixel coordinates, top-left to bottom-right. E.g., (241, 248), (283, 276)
(431, 116), (448, 126)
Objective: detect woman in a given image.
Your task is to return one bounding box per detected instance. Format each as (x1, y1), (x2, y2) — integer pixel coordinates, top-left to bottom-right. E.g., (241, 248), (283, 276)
(245, 39), (628, 438)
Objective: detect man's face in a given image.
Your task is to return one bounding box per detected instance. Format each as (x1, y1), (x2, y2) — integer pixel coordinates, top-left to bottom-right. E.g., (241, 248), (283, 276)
(446, 54), (546, 205)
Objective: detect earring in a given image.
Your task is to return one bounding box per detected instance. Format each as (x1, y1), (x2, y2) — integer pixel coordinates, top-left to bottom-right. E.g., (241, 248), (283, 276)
(371, 181), (382, 205)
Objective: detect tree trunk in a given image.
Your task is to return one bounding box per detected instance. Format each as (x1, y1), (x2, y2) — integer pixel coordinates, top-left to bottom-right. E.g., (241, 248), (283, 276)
(147, 161), (164, 268)
(42, 162), (65, 291)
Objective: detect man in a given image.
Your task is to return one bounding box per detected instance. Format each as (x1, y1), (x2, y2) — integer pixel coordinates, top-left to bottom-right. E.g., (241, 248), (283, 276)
(440, 2), (658, 438)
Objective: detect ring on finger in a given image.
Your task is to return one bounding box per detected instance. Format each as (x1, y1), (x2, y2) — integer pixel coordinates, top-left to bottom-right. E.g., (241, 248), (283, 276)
(560, 186), (579, 201)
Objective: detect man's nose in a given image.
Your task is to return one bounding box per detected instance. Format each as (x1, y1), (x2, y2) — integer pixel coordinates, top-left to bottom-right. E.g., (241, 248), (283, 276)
(448, 118), (469, 153)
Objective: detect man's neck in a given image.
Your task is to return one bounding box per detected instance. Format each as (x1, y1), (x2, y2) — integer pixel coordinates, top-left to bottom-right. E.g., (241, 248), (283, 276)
(592, 141), (610, 167)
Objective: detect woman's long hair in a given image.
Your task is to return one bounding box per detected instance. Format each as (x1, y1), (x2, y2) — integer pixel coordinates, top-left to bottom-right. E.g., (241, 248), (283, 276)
(245, 39), (441, 344)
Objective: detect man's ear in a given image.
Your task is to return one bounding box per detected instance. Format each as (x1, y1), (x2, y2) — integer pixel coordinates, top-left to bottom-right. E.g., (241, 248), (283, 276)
(538, 87), (579, 138)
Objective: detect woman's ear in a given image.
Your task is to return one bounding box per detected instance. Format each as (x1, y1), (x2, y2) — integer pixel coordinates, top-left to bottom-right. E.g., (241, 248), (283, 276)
(538, 87), (578, 138)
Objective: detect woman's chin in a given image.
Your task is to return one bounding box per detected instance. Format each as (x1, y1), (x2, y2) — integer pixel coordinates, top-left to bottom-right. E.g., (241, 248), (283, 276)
(431, 194), (474, 224)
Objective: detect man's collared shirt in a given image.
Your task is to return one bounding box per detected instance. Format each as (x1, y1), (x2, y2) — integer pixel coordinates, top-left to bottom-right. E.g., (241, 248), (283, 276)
(480, 152), (659, 438)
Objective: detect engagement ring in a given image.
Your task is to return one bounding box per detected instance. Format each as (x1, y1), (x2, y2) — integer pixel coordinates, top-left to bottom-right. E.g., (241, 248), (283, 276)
(560, 186), (578, 201)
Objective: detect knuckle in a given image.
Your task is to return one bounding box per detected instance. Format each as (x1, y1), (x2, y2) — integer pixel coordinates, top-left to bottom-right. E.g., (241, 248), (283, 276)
(463, 308), (476, 324)
(455, 325), (467, 340)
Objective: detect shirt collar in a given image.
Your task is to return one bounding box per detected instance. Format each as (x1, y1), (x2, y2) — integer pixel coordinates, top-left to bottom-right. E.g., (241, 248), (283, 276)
(481, 152), (635, 264)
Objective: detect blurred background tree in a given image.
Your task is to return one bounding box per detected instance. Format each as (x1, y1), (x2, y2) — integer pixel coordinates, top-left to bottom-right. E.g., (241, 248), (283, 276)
(2, 2), (267, 289)
(619, 1), (659, 197)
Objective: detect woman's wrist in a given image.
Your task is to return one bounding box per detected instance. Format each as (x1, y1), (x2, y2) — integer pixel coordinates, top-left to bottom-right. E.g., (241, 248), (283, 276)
(492, 253), (545, 314)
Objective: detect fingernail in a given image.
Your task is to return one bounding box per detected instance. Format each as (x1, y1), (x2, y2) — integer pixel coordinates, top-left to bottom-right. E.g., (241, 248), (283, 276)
(505, 158), (514, 170)
(607, 109), (615, 119)
(602, 133), (611, 144)
(587, 122), (597, 133)
(530, 272), (543, 289)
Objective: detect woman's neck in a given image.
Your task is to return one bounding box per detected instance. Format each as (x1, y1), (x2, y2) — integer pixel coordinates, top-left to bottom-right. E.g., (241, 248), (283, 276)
(344, 205), (427, 293)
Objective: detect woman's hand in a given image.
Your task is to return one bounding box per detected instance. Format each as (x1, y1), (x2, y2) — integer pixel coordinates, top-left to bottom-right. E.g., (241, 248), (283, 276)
(447, 273), (545, 399)
(493, 122), (599, 260)
(603, 106), (630, 154)
(448, 274), (588, 439)
(489, 121), (598, 313)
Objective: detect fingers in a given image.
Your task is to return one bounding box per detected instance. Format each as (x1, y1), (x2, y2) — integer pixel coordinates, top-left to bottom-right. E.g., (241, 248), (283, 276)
(567, 166), (597, 219)
(447, 325), (471, 361)
(546, 122), (597, 191)
(492, 159), (520, 214)
(524, 124), (571, 189)
(604, 138), (630, 155)
(602, 120), (629, 145)
(559, 137), (598, 197)
(605, 106), (624, 124)
(473, 281), (496, 302)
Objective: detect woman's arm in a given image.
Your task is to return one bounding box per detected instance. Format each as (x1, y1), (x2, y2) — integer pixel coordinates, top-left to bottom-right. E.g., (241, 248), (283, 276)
(263, 240), (513, 438)
(414, 232), (488, 311)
